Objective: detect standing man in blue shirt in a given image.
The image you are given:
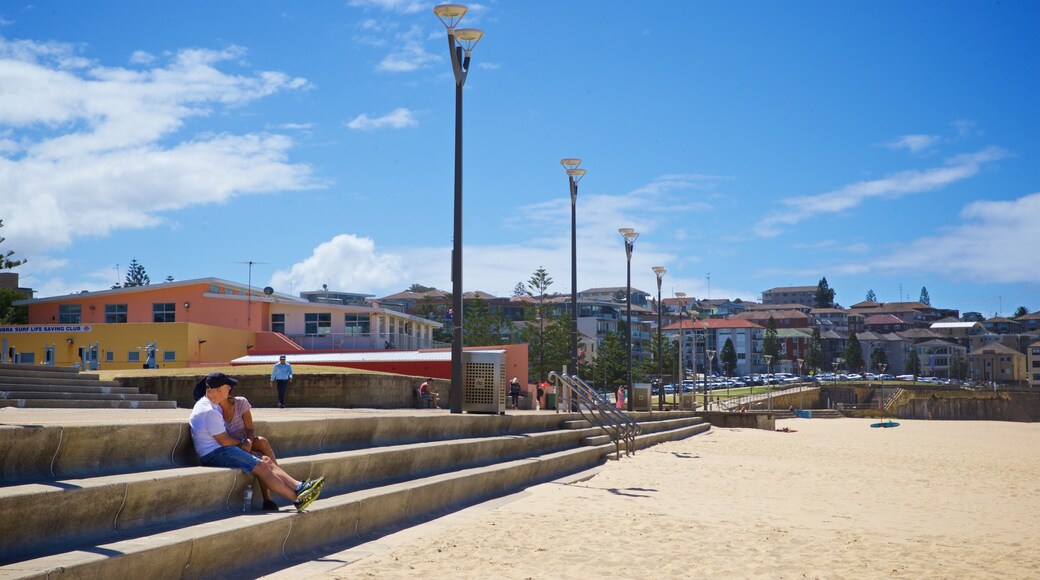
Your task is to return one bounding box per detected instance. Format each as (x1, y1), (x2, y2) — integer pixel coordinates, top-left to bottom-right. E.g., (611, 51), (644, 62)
(270, 355), (293, 408)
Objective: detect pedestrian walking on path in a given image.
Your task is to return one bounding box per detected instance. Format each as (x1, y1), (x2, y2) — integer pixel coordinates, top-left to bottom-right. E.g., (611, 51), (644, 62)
(270, 355), (293, 408)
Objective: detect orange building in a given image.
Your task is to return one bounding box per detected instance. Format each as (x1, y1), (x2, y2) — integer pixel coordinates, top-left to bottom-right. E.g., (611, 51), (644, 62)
(7, 278), (445, 370)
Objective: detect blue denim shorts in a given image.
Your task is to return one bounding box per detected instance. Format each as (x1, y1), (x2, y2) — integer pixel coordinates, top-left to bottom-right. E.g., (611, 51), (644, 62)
(200, 445), (261, 475)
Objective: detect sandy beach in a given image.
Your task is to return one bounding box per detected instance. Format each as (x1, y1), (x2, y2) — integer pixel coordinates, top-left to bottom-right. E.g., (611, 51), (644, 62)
(319, 418), (1040, 579)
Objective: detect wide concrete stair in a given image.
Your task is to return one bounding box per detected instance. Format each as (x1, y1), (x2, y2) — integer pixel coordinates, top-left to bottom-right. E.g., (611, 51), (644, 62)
(0, 409), (710, 578)
(0, 363), (175, 409)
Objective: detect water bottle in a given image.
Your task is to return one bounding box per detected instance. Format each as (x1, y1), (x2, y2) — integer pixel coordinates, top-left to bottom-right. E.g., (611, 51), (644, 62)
(242, 485), (253, 512)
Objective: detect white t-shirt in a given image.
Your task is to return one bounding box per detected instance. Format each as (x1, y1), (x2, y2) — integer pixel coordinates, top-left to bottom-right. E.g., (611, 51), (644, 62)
(189, 397), (227, 458)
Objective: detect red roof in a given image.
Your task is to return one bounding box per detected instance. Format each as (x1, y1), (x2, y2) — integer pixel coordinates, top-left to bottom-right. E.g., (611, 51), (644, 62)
(663, 318), (762, 331)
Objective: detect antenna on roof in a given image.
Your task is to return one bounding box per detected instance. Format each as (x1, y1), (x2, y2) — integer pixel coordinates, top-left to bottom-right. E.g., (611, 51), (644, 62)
(236, 261), (268, 328)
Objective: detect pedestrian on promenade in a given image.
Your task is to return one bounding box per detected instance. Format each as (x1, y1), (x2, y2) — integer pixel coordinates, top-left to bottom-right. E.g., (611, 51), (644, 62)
(509, 377), (522, 409)
(188, 372), (323, 512)
(270, 355), (293, 408)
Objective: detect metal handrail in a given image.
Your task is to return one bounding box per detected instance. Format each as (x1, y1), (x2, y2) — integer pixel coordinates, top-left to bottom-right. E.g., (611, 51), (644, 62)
(548, 372), (640, 458)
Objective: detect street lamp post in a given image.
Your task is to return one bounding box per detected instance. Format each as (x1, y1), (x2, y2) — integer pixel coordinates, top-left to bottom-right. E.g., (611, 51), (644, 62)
(619, 228), (639, 412)
(434, 4), (484, 414)
(878, 362), (888, 423)
(764, 354), (774, 412)
(706, 349), (716, 410)
(562, 159), (586, 377)
(652, 266), (666, 411)
(675, 291), (686, 408)
(796, 357), (804, 409)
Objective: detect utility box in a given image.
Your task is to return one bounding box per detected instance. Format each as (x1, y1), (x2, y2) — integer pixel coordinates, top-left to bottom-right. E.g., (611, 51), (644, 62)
(681, 392), (697, 411)
(461, 350), (506, 414)
(632, 385), (652, 411)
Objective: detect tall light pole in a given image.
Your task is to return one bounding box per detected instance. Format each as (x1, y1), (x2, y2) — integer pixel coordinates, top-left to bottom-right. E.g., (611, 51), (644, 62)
(796, 357), (804, 409)
(619, 228), (639, 412)
(434, 4), (484, 414)
(652, 266), (666, 411)
(764, 354), (774, 412)
(562, 158), (586, 377)
(878, 362), (889, 424)
(706, 349), (716, 410)
(675, 291), (686, 406)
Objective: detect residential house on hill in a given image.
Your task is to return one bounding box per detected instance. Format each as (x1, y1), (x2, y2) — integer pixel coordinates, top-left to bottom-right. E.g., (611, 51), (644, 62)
(733, 309), (812, 329)
(982, 317), (1021, 335)
(863, 314), (909, 333)
(970, 342), (1027, 387)
(810, 308), (864, 336)
(761, 285), (817, 307)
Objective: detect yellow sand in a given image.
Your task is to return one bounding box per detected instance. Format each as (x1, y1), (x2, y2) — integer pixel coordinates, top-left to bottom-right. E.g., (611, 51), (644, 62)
(324, 418), (1040, 579)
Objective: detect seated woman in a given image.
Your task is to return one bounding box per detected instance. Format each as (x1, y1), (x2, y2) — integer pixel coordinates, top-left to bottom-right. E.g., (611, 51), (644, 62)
(219, 392), (281, 510)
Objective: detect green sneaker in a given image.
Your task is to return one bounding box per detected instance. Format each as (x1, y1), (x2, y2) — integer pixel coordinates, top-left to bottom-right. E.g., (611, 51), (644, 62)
(294, 476), (325, 512)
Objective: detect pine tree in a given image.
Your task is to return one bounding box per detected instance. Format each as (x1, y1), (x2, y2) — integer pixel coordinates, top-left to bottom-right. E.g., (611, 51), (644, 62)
(585, 331), (628, 390)
(763, 316), (781, 363)
(805, 327), (824, 375)
(720, 338), (737, 376)
(907, 347), (922, 379)
(869, 344), (889, 371)
(512, 282), (526, 298)
(1013, 306), (1030, 318)
(123, 258), (150, 287)
(0, 220), (24, 270)
(919, 286), (935, 307)
(843, 333), (864, 373)
(813, 277), (835, 308)
(866, 289), (877, 302)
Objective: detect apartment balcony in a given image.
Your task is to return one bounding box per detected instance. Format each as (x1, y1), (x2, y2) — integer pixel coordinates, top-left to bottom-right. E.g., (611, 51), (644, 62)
(285, 332), (444, 351)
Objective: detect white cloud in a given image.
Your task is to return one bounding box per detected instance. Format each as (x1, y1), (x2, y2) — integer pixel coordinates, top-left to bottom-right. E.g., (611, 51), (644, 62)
(348, 0), (426, 14)
(754, 147), (1008, 237)
(129, 50), (154, 65)
(269, 234), (408, 293)
(0, 38), (320, 257)
(376, 25), (439, 72)
(884, 134), (941, 153)
(346, 107), (418, 131)
(874, 192), (1040, 284)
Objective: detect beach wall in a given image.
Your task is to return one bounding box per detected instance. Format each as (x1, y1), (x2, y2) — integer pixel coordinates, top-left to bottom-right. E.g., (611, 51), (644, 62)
(890, 389), (1040, 422)
(120, 373), (439, 409)
(699, 411), (775, 430)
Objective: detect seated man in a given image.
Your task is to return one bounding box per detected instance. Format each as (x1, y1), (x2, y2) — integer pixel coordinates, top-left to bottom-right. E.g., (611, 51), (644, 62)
(418, 378), (436, 408)
(189, 372), (324, 512)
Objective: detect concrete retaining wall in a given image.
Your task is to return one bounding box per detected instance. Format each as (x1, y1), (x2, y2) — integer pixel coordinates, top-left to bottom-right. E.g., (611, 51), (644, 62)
(120, 373), (445, 409)
(698, 411), (774, 430)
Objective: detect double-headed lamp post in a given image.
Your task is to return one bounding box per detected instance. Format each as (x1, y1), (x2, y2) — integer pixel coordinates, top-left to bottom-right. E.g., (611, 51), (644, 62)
(562, 159), (586, 376)
(675, 291), (687, 404)
(434, 4), (484, 414)
(764, 354), (774, 412)
(619, 228), (639, 412)
(652, 266), (666, 411)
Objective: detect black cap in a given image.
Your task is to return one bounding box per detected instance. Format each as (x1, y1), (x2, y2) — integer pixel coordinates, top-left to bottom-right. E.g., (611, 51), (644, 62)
(206, 373), (238, 389)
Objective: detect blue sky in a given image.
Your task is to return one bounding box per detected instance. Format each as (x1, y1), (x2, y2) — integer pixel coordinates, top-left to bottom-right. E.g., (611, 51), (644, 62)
(1, 0), (1037, 317)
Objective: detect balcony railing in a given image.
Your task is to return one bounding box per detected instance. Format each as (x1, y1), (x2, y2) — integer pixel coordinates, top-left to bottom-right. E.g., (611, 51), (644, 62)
(284, 332), (445, 351)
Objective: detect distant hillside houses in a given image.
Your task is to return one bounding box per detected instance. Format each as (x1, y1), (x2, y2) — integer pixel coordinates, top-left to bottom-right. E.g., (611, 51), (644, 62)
(4, 274), (1037, 389)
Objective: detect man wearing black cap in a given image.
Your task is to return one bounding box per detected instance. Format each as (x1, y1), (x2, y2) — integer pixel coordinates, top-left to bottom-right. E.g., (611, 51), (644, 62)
(188, 372), (324, 512)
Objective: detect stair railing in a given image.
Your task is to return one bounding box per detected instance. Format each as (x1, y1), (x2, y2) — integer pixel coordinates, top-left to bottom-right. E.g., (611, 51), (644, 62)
(548, 372), (640, 458)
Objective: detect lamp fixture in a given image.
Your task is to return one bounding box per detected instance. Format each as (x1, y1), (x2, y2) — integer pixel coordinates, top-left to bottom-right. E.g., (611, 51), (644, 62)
(183, 302), (190, 309)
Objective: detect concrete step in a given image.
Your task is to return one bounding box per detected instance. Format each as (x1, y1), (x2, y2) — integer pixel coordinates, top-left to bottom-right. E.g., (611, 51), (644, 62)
(0, 374), (122, 388)
(0, 410), (711, 577)
(0, 391), (159, 401)
(0, 363), (82, 375)
(0, 444), (609, 579)
(581, 416), (706, 447)
(0, 384), (142, 397)
(0, 399), (177, 409)
(0, 428), (591, 564)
